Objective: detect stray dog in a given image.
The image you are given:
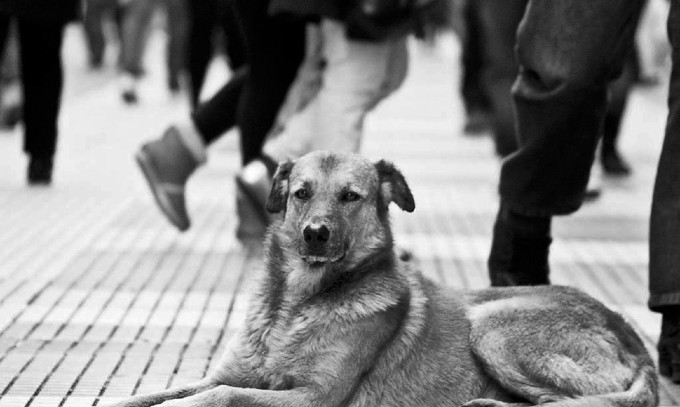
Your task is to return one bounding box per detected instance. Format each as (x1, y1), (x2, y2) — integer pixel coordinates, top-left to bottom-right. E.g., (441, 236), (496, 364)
(112, 151), (658, 407)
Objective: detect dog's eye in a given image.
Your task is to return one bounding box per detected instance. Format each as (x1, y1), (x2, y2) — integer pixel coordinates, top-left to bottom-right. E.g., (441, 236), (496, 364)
(294, 189), (309, 199)
(341, 191), (360, 202)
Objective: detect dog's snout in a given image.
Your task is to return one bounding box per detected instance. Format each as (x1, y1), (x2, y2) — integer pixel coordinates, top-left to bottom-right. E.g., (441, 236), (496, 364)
(303, 224), (330, 248)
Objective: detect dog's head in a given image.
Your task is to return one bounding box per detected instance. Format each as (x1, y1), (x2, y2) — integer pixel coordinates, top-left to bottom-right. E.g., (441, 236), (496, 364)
(265, 151), (414, 274)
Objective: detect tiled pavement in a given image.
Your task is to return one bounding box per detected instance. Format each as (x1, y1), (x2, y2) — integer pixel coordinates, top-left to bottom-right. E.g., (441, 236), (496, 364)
(0, 25), (677, 406)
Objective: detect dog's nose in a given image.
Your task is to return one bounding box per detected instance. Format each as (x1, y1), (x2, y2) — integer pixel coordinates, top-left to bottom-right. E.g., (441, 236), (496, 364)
(303, 224), (330, 249)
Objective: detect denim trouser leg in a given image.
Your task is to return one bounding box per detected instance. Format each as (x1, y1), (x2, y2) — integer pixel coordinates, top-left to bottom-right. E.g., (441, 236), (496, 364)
(120, 0), (157, 76)
(649, 0), (680, 312)
(499, 0), (644, 216)
(477, 0), (527, 157)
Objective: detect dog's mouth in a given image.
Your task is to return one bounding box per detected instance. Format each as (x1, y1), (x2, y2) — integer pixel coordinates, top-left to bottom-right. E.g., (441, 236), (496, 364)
(302, 251), (346, 268)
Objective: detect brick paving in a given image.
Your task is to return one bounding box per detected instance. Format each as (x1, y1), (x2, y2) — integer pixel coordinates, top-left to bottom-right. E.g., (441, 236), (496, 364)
(0, 26), (677, 405)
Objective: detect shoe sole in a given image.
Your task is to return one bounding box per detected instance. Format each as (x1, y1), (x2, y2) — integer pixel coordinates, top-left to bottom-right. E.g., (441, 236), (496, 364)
(135, 148), (190, 231)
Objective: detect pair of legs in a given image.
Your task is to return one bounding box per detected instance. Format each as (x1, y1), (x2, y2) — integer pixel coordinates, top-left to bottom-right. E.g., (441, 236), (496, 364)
(83, 0), (123, 68)
(135, 0), (305, 231)
(119, 0), (188, 101)
(0, 13), (66, 184)
(486, 0), (680, 380)
(185, 0), (245, 107)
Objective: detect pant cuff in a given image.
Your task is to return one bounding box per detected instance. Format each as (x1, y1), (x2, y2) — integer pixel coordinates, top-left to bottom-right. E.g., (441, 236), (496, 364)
(649, 293), (680, 313)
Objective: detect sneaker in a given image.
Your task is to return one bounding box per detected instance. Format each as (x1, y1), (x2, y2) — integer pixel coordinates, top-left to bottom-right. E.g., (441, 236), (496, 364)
(235, 160), (274, 241)
(135, 126), (199, 231)
(488, 206), (552, 286)
(658, 313), (680, 383)
(27, 156), (53, 186)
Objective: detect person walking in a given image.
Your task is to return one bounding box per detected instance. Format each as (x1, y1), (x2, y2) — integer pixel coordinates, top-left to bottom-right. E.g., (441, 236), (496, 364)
(0, 0), (79, 185)
(135, 0), (306, 231)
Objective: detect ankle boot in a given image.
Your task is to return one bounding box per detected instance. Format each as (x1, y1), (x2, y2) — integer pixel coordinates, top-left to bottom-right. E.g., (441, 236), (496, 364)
(658, 311), (680, 383)
(136, 126), (201, 231)
(488, 205), (552, 286)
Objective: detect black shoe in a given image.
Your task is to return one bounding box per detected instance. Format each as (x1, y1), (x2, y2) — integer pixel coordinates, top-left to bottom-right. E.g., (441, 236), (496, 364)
(488, 206), (552, 286)
(27, 156), (53, 186)
(658, 313), (680, 383)
(122, 89), (138, 105)
(463, 109), (491, 136)
(601, 148), (632, 176)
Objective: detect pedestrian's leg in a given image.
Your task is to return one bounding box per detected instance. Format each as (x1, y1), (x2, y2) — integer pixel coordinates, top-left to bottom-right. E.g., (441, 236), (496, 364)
(650, 0), (680, 383)
(477, 0), (527, 156)
(233, 0), (305, 165)
(83, 0), (107, 67)
(460, 0), (491, 135)
(488, 0), (643, 286)
(119, 0), (157, 103)
(164, 0), (188, 93)
(186, 0), (216, 106)
(601, 53), (636, 176)
(17, 18), (66, 185)
(220, 0), (246, 70)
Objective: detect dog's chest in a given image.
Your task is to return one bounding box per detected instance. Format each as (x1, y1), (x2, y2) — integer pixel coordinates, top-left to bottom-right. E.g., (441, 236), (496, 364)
(252, 307), (337, 389)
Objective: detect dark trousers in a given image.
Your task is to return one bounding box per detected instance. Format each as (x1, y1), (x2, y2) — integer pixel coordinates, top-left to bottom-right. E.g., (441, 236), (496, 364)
(459, 1), (490, 117)
(0, 14), (65, 159)
(186, 0), (246, 107)
(650, 0), (680, 312)
(191, 0), (305, 165)
(497, 0), (643, 216)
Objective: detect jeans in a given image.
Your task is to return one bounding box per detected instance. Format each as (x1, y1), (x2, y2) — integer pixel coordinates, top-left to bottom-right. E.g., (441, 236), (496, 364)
(498, 0), (643, 217)
(263, 19), (408, 162)
(649, 0), (680, 312)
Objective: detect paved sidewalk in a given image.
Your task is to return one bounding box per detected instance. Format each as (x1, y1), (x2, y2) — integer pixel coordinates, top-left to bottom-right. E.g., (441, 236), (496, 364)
(0, 26), (677, 406)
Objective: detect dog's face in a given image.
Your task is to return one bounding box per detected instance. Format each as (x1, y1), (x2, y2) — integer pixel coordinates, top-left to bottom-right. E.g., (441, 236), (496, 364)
(266, 151), (415, 273)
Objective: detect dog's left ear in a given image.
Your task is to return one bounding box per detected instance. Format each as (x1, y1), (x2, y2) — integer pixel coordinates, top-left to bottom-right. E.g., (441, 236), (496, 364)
(266, 160), (294, 213)
(375, 159), (415, 212)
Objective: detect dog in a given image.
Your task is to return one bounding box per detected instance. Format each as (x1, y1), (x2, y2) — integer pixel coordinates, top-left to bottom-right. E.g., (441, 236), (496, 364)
(111, 151), (658, 407)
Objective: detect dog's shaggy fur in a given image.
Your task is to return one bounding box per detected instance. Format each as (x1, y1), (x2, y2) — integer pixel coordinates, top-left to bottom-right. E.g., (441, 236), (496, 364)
(111, 151), (658, 407)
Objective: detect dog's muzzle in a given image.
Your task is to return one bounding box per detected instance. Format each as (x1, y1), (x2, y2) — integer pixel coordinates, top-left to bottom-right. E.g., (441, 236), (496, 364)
(301, 224), (346, 266)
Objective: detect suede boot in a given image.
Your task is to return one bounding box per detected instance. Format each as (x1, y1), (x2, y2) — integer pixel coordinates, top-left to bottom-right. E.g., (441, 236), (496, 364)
(135, 126), (203, 231)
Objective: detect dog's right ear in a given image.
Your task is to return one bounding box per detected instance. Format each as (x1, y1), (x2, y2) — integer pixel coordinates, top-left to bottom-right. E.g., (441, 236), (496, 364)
(375, 159), (415, 212)
(266, 160), (294, 213)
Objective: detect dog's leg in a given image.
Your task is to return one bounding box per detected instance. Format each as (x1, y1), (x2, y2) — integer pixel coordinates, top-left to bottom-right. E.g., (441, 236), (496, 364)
(462, 401), (530, 407)
(140, 385), (332, 407)
(105, 379), (218, 407)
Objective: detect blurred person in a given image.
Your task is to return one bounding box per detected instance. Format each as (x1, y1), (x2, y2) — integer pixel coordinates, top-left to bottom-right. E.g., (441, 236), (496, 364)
(457, 0), (491, 135)
(118, 0), (188, 103)
(0, 22), (20, 130)
(83, 0), (123, 69)
(135, 0), (306, 231)
(185, 0), (246, 107)
(0, 0), (79, 185)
